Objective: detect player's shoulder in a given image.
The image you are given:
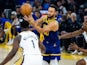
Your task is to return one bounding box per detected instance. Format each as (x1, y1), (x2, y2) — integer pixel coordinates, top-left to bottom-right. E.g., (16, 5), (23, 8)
(20, 31), (37, 37)
(28, 31), (36, 35)
(50, 20), (58, 25)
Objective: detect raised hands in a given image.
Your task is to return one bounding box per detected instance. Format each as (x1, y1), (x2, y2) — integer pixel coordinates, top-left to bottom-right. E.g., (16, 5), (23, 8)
(69, 42), (79, 50)
(23, 15), (34, 23)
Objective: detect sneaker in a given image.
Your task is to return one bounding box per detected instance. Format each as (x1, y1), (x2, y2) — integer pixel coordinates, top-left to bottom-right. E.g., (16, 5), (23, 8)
(78, 52), (83, 55)
(71, 50), (78, 55)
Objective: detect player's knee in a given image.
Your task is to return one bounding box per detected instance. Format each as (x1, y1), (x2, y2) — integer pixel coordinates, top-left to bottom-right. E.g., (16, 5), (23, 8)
(76, 59), (86, 65)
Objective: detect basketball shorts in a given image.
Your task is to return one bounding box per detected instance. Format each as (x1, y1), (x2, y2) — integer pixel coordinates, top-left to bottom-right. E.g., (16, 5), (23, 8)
(21, 55), (42, 65)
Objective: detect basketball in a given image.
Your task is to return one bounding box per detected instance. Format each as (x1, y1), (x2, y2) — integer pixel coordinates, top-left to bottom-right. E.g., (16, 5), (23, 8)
(20, 3), (32, 16)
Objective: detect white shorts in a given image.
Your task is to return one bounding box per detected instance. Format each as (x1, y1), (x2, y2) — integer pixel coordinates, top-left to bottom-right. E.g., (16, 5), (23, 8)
(83, 57), (87, 65)
(22, 55), (42, 65)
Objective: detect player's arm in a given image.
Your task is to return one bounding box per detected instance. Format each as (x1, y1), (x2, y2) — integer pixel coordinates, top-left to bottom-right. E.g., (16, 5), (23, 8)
(35, 15), (45, 26)
(39, 40), (46, 53)
(77, 47), (87, 55)
(0, 35), (21, 65)
(69, 43), (87, 55)
(34, 15), (47, 26)
(59, 29), (84, 39)
(24, 15), (59, 33)
(30, 21), (58, 33)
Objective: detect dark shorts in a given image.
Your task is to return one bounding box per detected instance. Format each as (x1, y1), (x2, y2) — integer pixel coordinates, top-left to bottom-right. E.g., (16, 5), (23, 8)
(43, 42), (61, 61)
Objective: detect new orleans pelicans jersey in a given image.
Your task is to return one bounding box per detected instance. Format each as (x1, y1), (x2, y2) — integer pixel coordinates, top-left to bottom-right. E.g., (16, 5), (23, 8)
(19, 31), (42, 65)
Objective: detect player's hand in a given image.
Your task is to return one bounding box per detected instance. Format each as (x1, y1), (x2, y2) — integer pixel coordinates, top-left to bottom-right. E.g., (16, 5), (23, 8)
(23, 15), (34, 23)
(69, 42), (79, 50)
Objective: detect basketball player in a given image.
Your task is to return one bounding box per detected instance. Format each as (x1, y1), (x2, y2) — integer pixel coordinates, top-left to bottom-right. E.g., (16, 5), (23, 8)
(0, 20), (45, 65)
(59, 11), (87, 65)
(24, 4), (60, 65)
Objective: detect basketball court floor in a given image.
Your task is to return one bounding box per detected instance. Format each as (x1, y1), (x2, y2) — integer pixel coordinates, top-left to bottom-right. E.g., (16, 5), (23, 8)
(0, 44), (86, 65)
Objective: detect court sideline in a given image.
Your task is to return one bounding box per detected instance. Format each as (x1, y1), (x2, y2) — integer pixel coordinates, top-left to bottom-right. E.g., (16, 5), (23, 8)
(0, 44), (86, 65)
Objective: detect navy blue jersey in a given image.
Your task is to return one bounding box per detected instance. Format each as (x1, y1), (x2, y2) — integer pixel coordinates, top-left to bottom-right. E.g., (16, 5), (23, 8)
(41, 16), (61, 61)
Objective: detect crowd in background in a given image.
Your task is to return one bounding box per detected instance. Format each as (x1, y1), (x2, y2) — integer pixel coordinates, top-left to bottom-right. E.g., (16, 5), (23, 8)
(0, 0), (87, 55)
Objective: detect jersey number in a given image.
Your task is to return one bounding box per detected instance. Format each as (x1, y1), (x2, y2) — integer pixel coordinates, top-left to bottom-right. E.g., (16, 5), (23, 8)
(31, 40), (35, 48)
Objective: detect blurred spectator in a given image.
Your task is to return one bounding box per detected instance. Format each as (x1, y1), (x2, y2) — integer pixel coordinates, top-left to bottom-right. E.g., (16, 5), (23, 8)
(0, 26), (17, 45)
(17, 0), (27, 5)
(68, 12), (84, 54)
(15, 5), (23, 19)
(7, 25), (18, 45)
(57, 0), (67, 15)
(67, 0), (78, 13)
(11, 11), (21, 32)
(4, 0), (16, 10)
(59, 15), (71, 51)
(51, 0), (57, 4)
(67, 6), (74, 20)
(68, 12), (81, 32)
(75, 0), (86, 6)
(0, 11), (12, 30)
(56, 11), (62, 23)
(26, 0), (34, 6)
(33, 0), (42, 11)
(59, 12), (82, 52)
(4, 9), (12, 19)
(33, 10), (41, 20)
(77, 5), (84, 24)
(42, 0), (51, 10)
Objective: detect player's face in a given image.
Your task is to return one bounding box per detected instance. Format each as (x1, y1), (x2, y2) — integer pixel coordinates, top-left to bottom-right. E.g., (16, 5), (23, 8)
(11, 15), (16, 19)
(47, 7), (56, 18)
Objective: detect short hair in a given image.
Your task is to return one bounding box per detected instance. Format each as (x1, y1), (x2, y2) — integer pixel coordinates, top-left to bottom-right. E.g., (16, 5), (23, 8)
(71, 13), (77, 17)
(49, 4), (58, 11)
(20, 20), (29, 28)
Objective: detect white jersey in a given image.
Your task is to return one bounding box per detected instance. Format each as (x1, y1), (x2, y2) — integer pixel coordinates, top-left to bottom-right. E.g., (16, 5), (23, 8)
(19, 31), (41, 55)
(19, 31), (42, 65)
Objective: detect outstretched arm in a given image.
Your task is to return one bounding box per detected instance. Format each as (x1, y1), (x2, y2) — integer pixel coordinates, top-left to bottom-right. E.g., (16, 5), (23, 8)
(0, 35), (21, 65)
(69, 43), (87, 55)
(24, 15), (59, 33)
(59, 29), (84, 39)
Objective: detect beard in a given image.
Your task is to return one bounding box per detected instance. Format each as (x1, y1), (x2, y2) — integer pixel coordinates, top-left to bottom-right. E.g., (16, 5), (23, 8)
(47, 14), (55, 19)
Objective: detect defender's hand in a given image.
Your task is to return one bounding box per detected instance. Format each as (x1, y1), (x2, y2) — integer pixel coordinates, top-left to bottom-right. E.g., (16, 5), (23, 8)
(69, 42), (79, 50)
